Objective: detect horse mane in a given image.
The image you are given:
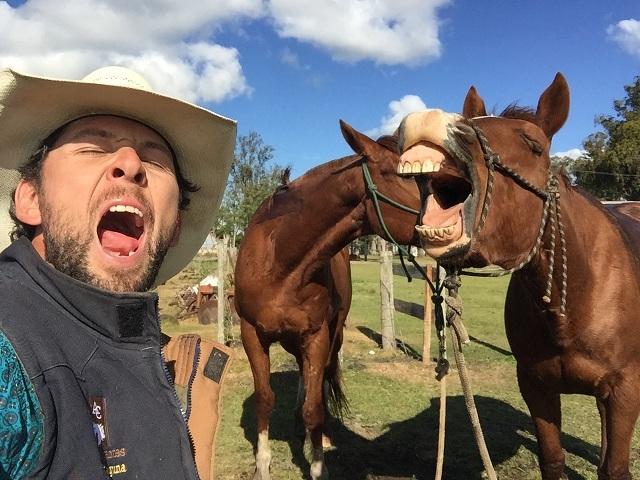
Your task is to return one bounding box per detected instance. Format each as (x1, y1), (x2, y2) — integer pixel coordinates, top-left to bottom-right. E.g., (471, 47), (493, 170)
(376, 134), (399, 152)
(500, 103), (537, 122)
(273, 167), (292, 194)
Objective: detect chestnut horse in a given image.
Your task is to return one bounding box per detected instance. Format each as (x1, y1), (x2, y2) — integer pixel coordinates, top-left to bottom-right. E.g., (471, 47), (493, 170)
(397, 74), (640, 480)
(234, 122), (421, 480)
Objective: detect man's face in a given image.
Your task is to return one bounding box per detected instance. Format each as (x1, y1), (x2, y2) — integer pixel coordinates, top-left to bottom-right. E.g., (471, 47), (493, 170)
(33, 115), (181, 292)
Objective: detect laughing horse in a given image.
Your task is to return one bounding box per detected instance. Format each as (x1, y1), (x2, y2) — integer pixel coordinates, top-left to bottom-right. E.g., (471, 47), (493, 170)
(397, 74), (640, 480)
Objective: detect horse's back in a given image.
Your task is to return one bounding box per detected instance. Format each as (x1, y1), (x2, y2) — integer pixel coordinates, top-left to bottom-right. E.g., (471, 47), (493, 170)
(605, 202), (640, 259)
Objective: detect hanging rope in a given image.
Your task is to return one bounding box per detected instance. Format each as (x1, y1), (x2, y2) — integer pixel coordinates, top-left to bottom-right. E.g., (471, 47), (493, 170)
(431, 267), (497, 480)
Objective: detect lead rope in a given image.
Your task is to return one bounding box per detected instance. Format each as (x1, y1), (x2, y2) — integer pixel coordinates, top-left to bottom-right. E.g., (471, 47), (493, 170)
(433, 268), (448, 480)
(433, 267), (497, 480)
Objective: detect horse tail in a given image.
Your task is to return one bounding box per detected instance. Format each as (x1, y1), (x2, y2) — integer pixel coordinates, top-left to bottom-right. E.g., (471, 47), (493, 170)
(324, 333), (349, 420)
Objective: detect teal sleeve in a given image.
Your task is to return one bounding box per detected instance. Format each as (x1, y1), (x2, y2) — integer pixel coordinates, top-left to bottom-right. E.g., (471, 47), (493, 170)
(0, 331), (44, 479)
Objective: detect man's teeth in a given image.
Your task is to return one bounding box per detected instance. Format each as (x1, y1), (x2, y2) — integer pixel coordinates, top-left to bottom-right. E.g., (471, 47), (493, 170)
(415, 224), (455, 240)
(109, 204), (143, 217)
(397, 159), (442, 175)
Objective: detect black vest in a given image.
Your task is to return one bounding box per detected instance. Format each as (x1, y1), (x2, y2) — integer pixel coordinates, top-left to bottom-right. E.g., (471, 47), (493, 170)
(0, 238), (199, 480)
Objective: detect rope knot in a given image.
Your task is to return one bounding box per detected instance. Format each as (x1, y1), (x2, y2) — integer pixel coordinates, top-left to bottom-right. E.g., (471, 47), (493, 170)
(443, 275), (461, 290)
(431, 294), (444, 305)
(484, 153), (498, 169)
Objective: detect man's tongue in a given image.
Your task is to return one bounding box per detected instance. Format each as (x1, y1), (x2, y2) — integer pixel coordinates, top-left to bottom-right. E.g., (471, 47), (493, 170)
(99, 229), (139, 256)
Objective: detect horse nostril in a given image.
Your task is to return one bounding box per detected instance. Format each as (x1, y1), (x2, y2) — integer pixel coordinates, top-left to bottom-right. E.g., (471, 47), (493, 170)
(113, 168), (125, 178)
(134, 172), (145, 184)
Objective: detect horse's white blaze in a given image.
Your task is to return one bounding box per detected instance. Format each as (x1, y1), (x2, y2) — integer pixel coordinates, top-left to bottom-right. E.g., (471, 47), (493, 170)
(255, 430), (271, 477)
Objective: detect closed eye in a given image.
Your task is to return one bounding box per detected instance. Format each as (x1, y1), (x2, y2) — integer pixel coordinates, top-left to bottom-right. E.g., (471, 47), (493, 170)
(520, 133), (543, 156)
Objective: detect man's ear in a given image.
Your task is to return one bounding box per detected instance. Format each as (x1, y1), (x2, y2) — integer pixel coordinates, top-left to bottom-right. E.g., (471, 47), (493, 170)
(14, 180), (42, 227)
(170, 214), (182, 247)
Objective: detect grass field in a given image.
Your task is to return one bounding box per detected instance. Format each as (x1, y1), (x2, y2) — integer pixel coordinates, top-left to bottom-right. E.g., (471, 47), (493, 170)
(160, 257), (640, 480)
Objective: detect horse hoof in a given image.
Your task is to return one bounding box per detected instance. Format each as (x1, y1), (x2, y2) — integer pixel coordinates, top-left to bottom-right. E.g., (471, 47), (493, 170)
(252, 469), (271, 480)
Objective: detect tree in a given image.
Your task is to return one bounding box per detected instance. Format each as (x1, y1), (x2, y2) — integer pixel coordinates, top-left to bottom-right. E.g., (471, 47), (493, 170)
(215, 132), (288, 244)
(574, 76), (640, 200)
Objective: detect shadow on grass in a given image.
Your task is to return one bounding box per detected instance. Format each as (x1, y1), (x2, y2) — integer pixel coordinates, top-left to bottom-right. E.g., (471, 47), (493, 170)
(240, 371), (600, 480)
(355, 327), (513, 362)
(356, 326), (423, 361)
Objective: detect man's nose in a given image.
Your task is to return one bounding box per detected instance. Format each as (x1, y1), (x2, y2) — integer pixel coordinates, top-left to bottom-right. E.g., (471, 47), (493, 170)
(108, 147), (147, 186)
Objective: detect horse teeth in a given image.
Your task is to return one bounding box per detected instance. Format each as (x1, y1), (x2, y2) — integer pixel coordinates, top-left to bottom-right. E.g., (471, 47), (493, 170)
(412, 162), (422, 174)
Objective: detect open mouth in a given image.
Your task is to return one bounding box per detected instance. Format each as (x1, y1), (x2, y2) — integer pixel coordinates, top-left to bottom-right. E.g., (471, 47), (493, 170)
(397, 143), (474, 258)
(416, 165), (472, 244)
(97, 205), (145, 257)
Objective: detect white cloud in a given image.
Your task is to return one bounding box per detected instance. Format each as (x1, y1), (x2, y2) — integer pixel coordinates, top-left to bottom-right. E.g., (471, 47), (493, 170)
(267, 0), (450, 66)
(366, 94), (427, 139)
(0, 0), (262, 103)
(608, 18), (640, 58)
(552, 148), (585, 160)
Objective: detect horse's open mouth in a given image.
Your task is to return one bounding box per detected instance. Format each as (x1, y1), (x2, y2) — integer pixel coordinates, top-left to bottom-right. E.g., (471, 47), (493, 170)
(97, 206), (145, 257)
(398, 146), (474, 259)
(418, 167), (471, 236)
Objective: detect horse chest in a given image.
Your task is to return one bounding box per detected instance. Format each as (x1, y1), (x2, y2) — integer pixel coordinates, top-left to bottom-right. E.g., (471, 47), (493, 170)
(254, 289), (333, 336)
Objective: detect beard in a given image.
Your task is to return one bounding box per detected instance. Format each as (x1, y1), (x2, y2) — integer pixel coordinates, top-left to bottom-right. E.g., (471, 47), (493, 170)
(39, 190), (177, 293)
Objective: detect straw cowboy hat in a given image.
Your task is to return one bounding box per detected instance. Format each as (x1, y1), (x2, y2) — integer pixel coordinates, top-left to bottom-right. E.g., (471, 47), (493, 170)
(0, 66), (236, 286)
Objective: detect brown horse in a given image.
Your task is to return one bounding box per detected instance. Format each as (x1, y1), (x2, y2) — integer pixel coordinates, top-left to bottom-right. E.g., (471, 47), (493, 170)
(234, 122), (421, 479)
(397, 74), (640, 480)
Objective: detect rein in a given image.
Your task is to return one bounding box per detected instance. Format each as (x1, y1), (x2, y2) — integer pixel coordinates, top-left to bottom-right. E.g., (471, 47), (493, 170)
(361, 159), (441, 293)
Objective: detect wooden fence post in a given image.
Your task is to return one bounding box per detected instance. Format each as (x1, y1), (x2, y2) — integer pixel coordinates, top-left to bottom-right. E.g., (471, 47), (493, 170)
(423, 266), (433, 365)
(379, 241), (396, 350)
(217, 235), (228, 344)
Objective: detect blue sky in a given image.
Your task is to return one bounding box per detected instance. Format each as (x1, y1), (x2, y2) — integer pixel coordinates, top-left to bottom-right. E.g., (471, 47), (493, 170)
(1, 0), (639, 177)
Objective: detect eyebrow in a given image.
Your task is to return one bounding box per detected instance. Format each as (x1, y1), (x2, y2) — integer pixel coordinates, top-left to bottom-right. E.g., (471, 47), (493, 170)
(67, 127), (173, 158)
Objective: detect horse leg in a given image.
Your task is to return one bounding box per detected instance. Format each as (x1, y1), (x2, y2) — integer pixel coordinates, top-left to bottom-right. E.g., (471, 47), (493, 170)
(301, 323), (331, 480)
(596, 378), (640, 480)
(597, 398), (609, 474)
(517, 366), (565, 480)
(241, 319), (275, 480)
(294, 373), (306, 438)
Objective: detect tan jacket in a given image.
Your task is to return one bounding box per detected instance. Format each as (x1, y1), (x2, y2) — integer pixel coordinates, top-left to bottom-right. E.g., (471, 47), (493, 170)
(164, 334), (233, 480)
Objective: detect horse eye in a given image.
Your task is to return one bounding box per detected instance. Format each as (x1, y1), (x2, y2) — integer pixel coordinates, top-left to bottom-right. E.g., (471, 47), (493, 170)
(520, 133), (544, 156)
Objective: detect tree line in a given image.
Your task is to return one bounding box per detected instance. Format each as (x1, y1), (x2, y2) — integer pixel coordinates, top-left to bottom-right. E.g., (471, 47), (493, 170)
(217, 76), (640, 245)
(553, 75), (640, 200)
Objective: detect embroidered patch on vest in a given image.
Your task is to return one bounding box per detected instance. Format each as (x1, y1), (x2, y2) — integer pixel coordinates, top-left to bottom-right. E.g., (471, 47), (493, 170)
(89, 396), (109, 448)
(203, 347), (229, 383)
(116, 303), (145, 337)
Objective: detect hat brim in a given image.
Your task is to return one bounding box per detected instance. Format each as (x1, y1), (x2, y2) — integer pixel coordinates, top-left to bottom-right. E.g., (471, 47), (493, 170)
(0, 69), (236, 286)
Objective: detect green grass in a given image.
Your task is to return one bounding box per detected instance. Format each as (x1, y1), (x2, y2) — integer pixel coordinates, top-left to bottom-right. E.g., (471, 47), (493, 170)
(159, 258), (640, 480)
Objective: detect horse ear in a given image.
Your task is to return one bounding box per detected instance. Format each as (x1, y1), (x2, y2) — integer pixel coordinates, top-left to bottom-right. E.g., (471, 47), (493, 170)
(462, 86), (487, 118)
(340, 120), (380, 159)
(535, 73), (570, 139)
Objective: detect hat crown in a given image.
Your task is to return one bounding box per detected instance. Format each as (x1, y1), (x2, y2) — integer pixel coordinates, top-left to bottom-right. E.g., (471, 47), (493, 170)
(81, 66), (152, 92)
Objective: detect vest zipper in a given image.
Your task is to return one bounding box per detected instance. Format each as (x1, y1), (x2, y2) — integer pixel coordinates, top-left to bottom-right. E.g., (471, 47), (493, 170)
(184, 338), (202, 421)
(155, 300), (201, 480)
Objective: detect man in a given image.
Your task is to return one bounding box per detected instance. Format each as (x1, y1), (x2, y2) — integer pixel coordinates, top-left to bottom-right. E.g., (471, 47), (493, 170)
(0, 66), (236, 478)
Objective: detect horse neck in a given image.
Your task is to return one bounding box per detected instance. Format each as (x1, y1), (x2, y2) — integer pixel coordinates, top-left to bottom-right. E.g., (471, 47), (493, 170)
(261, 156), (369, 279)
